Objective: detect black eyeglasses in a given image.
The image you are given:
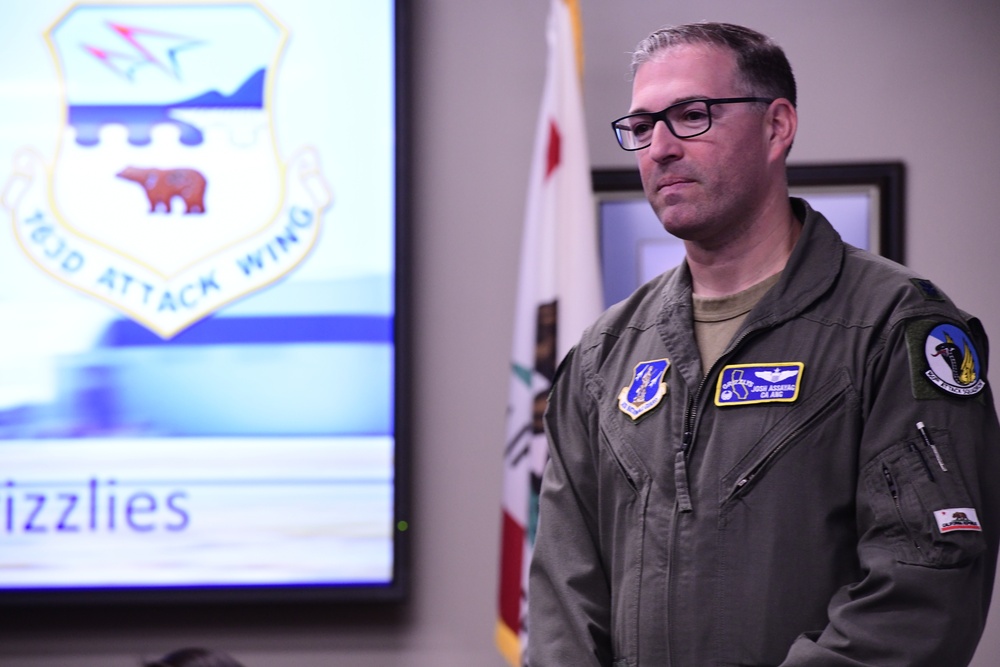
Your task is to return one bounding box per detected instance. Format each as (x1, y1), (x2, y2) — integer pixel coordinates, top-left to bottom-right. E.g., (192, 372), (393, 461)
(611, 97), (774, 150)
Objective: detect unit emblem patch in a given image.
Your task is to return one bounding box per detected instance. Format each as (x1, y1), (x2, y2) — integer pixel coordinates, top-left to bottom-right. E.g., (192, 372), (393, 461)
(923, 323), (985, 397)
(618, 358), (670, 420)
(715, 362), (804, 406)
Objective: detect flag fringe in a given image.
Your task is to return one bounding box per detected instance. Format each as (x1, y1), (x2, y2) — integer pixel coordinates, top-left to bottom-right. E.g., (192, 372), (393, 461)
(495, 619), (521, 667)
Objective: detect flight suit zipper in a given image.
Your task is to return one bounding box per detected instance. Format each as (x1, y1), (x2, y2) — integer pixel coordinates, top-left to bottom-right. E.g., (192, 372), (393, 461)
(667, 327), (757, 667)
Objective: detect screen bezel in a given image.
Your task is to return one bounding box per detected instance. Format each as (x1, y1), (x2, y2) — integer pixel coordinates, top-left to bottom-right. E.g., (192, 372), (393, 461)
(0, 0), (410, 609)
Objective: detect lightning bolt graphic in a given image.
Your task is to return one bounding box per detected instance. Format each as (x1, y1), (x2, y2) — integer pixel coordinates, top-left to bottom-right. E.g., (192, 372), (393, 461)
(81, 22), (204, 81)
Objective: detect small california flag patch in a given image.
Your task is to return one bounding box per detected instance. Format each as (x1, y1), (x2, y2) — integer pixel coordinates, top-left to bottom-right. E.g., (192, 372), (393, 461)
(618, 359), (670, 420)
(934, 508), (982, 533)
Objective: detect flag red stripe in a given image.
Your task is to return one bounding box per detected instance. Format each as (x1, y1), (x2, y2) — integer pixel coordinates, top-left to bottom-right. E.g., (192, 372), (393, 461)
(544, 120), (561, 180)
(499, 509), (526, 633)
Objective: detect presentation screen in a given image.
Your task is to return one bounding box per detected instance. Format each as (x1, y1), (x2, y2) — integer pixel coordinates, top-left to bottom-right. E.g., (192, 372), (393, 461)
(0, 0), (406, 603)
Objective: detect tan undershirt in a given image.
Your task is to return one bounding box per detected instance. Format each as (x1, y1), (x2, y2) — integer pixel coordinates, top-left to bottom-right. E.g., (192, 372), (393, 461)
(692, 272), (782, 373)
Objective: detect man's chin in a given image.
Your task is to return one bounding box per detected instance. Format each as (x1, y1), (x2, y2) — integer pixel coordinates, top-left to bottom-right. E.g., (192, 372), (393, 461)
(655, 207), (700, 241)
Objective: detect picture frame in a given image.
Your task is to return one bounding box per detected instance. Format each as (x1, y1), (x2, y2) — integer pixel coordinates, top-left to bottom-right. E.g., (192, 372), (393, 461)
(592, 162), (905, 307)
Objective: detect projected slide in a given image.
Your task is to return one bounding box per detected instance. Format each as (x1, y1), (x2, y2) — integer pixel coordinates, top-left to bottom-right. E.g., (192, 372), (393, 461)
(0, 1), (400, 595)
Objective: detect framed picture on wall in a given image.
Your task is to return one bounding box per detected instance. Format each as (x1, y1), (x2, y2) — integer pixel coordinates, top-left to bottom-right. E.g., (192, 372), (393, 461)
(593, 163), (905, 308)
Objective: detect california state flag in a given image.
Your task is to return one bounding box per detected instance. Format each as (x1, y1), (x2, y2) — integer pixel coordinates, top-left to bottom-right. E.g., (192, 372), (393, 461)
(496, 0), (602, 664)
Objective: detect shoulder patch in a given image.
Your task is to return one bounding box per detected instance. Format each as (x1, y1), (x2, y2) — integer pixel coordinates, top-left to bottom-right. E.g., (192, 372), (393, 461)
(907, 320), (985, 398)
(618, 359), (670, 420)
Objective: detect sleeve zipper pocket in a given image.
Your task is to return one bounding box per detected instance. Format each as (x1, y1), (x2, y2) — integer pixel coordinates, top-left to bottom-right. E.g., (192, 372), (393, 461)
(883, 463), (922, 553)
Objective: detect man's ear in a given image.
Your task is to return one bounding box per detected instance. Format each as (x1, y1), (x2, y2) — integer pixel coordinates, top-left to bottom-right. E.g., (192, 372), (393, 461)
(766, 99), (797, 160)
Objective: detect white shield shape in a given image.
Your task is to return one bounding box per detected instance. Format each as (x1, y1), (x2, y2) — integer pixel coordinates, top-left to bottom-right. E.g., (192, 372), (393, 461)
(5, 2), (329, 338)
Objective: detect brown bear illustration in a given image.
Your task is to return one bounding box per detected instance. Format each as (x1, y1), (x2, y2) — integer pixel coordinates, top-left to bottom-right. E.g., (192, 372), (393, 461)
(116, 166), (206, 214)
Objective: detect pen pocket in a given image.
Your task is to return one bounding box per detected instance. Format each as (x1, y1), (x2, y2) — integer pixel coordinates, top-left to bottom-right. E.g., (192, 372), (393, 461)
(864, 432), (986, 567)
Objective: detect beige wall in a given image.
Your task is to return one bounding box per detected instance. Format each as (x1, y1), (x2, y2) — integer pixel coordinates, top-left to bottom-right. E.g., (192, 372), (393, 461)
(2, 1), (999, 665)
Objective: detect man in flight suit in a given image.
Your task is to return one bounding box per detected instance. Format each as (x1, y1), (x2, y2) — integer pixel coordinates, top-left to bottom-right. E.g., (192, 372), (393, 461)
(528, 21), (1000, 667)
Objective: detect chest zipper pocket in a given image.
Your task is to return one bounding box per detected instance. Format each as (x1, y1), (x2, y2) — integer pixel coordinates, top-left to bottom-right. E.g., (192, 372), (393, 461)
(599, 428), (642, 494)
(725, 369), (852, 504)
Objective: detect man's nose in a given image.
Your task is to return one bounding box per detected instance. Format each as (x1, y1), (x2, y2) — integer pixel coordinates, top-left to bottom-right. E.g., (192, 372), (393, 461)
(646, 120), (683, 161)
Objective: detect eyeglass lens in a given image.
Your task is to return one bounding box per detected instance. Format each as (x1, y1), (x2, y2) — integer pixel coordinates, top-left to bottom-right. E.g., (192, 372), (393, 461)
(615, 100), (713, 149)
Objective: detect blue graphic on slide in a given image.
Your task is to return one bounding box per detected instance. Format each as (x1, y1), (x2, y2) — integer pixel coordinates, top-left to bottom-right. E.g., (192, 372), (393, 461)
(69, 68), (266, 146)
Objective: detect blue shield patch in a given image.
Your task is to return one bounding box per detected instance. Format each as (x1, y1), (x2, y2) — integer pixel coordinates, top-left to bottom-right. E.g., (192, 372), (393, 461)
(715, 362), (804, 406)
(618, 358), (670, 420)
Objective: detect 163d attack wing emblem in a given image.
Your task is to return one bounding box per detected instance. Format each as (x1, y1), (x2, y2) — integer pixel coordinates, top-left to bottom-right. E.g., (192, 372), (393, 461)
(1, 3), (330, 338)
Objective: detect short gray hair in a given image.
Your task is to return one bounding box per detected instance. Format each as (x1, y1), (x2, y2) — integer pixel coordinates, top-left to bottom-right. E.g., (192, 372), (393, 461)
(631, 22), (797, 108)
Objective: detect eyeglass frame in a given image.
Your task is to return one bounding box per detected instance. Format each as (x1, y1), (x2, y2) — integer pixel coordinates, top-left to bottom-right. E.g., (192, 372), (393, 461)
(611, 97), (776, 151)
